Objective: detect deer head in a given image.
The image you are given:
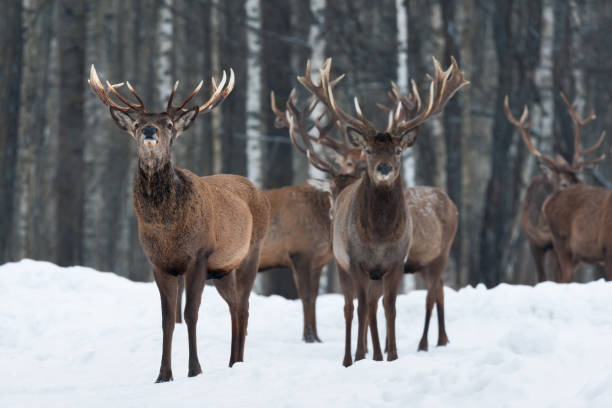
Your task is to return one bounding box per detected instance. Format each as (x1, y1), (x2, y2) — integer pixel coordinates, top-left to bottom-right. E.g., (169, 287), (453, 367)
(88, 65), (234, 174)
(296, 57), (469, 190)
(505, 93), (606, 191)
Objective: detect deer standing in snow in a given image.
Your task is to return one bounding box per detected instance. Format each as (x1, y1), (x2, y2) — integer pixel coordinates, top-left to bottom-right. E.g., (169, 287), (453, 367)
(282, 57), (466, 366)
(88, 66), (270, 382)
(506, 93), (607, 283)
(505, 94), (607, 283)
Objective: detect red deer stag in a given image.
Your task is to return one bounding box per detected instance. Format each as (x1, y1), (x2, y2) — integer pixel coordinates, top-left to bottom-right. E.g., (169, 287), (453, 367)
(505, 94), (606, 283)
(252, 90), (365, 343)
(285, 57), (466, 366)
(88, 66), (270, 382)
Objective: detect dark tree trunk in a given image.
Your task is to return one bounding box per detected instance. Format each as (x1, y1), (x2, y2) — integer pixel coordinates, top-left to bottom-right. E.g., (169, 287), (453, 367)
(55, 0), (87, 266)
(0, 0), (24, 260)
(440, 0), (463, 280)
(260, 0), (298, 299)
(479, 0), (542, 287)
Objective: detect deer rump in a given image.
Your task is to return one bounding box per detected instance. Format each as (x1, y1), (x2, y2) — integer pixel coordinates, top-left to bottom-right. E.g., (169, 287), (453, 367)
(543, 184), (612, 276)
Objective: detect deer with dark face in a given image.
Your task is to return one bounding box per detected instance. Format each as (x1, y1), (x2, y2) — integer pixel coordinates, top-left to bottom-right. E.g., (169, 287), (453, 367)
(252, 90), (364, 343)
(505, 94), (606, 283)
(88, 66), (270, 382)
(283, 57), (467, 366)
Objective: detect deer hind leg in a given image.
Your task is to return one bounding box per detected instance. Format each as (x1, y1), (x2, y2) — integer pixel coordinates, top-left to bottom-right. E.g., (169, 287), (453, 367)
(337, 265), (355, 367)
(183, 256), (207, 377)
(290, 254), (316, 343)
(548, 249), (562, 283)
(153, 269), (179, 383)
(418, 271), (436, 352)
(215, 271), (239, 367)
(176, 275), (185, 323)
(529, 243), (548, 283)
(367, 281), (383, 361)
(435, 278), (449, 347)
(235, 244), (263, 363)
(309, 263), (323, 342)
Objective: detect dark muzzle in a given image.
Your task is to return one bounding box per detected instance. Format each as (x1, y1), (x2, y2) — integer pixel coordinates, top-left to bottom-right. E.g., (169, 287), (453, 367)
(142, 126), (157, 139)
(376, 163), (392, 175)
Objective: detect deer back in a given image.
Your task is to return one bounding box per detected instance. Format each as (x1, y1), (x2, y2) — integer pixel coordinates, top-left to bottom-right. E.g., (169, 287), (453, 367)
(259, 184), (332, 270)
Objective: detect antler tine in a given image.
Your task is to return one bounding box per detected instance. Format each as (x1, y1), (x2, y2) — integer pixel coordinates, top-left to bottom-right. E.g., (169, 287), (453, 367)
(504, 95), (558, 168)
(396, 56), (469, 135)
(88, 65), (145, 113)
(197, 68), (235, 115)
(270, 90), (290, 128)
(581, 131), (606, 157)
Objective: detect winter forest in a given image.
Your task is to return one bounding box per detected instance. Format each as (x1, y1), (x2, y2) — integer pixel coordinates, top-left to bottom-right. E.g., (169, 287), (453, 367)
(2, 0), (612, 298)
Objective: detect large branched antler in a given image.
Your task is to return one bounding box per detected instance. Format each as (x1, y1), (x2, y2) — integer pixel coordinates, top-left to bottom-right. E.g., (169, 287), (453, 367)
(89, 65), (146, 113)
(166, 69), (235, 117)
(559, 92), (606, 170)
(504, 95), (559, 169)
(271, 89), (340, 175)
(297, 58), (378, 138)
(394, 57), (469, 136)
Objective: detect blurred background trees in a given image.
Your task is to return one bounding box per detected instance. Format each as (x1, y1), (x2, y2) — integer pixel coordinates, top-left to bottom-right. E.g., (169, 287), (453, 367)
(1, 0), (611, 295)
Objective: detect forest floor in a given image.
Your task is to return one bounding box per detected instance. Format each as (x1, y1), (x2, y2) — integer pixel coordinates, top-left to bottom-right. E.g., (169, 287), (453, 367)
(1, 259), (612, 407)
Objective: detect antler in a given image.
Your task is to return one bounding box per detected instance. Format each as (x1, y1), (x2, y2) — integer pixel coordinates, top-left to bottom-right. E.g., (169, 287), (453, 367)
(560, 92), (606, 170)
(298, 58), (378, 138)
(166, 69), (235, 117)
(377, 81), (422, 133)
(89, 65), (146, 113)
(271, 89), (339, 175)
(504, 95), (559, 169)
(395, 56), (469, 135)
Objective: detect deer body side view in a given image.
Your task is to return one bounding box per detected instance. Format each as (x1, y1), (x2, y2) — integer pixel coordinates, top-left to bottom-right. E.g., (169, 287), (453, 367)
(278, 57), (467, 366)
(89, 66), (270, 383)
(505, 93), (606, 283)
(258, 184), (332, 342)
(543, 185), (612, 282)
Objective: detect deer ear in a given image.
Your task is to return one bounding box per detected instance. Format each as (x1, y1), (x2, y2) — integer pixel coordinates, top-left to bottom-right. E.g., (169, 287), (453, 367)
(538, 160), (555, 181)
(347, 127), (367, 150)
(109, 107), (135, 132)
(398, 128), (418, 150)
(174, 106), (199, 133)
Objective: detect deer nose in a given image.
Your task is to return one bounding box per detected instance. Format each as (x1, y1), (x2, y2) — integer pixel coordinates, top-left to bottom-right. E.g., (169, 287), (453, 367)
(376, 163), (392, 175)
(142, 126), (157, 138)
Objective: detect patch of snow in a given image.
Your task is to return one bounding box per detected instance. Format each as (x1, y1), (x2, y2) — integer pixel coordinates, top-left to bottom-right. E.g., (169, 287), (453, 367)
(2, 260), (612, 407)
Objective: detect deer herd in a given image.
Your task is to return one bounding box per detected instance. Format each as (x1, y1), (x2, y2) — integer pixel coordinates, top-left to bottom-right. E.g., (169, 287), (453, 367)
(88, 53), (609, 382)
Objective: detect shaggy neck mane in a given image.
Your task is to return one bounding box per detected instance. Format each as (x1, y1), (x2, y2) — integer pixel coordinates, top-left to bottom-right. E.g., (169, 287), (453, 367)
(134, 161), (192, 224)
(357, 172), (406, 239)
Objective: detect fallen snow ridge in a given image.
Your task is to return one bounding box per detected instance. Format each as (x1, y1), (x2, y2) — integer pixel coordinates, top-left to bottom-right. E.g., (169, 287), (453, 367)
(1, 259), (612, 407)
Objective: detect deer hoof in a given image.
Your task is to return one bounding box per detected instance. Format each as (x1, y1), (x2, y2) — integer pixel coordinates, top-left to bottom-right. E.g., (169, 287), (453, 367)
(155, 369), (173, 383)
(342, 355), (353, 367)
(387, 351), (398, 361)
(418, 339), (428, 352)
(188, 363), (202, 377)
(437, 337), (449, 347)
(303, 327), (317, 343)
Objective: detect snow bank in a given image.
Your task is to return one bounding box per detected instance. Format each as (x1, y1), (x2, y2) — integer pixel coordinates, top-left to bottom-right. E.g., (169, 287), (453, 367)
(1, 259), (612, 407)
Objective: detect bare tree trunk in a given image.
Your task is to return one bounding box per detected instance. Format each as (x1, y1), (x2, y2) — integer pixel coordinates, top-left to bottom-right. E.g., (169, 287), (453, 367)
(479, 0), (542, 287)
(0, 0), (24, 260)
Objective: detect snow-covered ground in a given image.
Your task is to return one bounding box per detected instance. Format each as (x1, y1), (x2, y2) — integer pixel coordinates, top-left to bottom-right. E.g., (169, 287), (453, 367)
(1, 260), (612, 407)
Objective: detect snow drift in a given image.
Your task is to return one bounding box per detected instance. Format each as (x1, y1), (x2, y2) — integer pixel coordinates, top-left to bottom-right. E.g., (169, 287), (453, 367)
(1, 259), (612, 407)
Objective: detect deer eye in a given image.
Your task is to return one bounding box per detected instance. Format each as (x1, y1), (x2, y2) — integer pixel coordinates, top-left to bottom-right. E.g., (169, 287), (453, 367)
(395, 149), (402, 155)
(134, 123), (139, 129)
(167, 123), (173, 130)
(365, 149), (372, 155)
